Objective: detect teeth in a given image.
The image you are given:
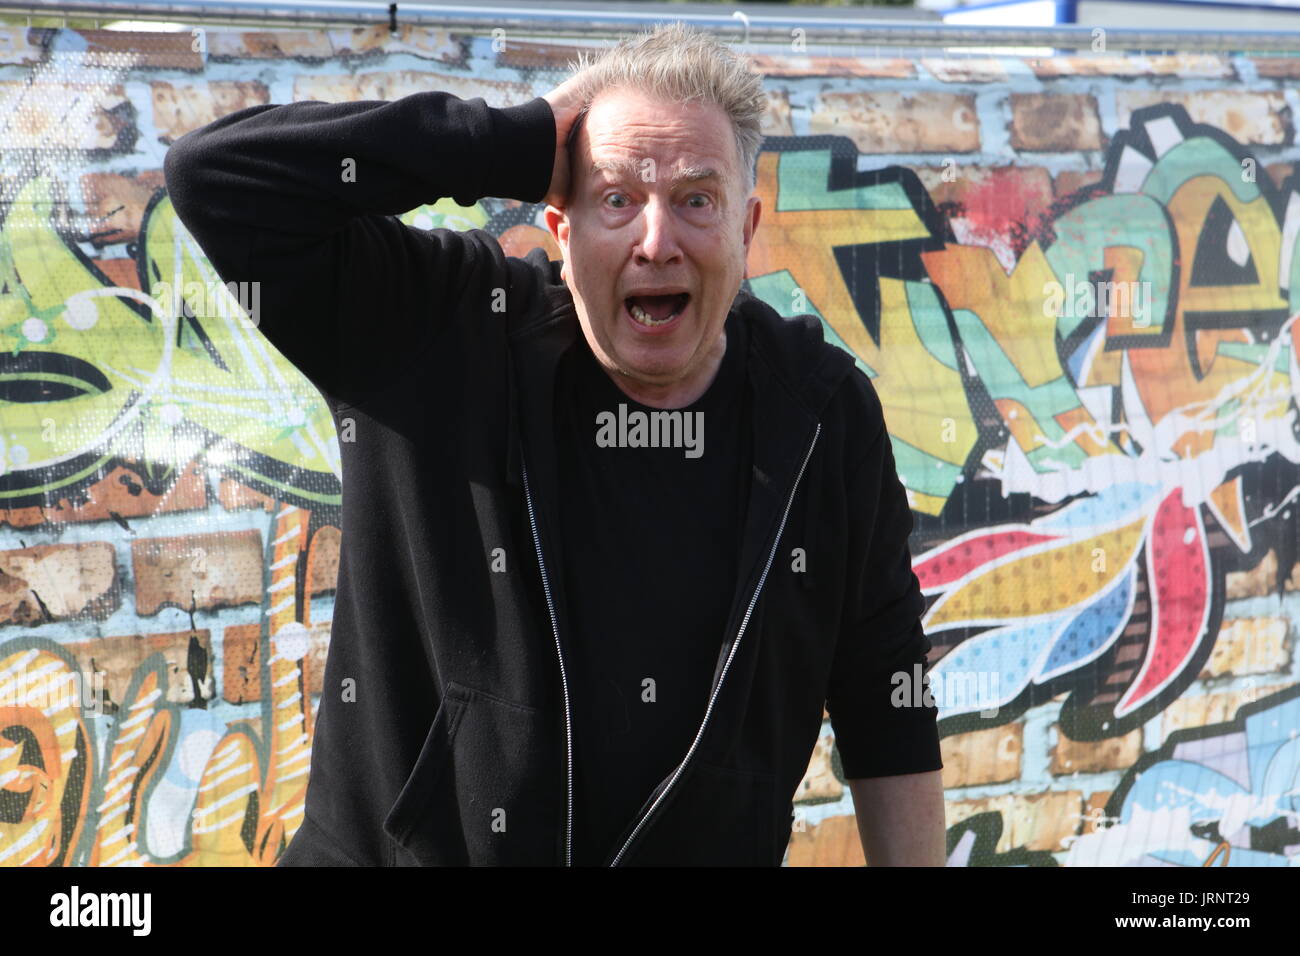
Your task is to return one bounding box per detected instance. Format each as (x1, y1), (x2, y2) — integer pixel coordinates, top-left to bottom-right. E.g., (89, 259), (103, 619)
(628, 299), (684, 327)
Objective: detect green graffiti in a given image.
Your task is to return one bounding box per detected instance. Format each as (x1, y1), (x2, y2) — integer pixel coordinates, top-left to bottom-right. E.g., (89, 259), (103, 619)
(0, 176), (341, 506)
(746, 269), (877, 378)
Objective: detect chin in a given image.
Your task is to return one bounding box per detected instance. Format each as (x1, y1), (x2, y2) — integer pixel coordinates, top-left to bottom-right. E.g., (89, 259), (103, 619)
(615, 341), (695, 375)
(613, 357), (682, 385)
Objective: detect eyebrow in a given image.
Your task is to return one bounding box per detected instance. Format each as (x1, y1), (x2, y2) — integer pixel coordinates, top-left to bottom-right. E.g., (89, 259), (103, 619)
(590, 158), (721, 188)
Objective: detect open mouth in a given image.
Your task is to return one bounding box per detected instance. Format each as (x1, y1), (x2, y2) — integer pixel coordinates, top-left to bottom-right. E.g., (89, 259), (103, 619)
(625, 292), (690, 329)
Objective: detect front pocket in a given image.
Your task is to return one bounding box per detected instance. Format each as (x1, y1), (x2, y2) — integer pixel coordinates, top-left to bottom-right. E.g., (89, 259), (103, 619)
(382, 681), (560, 865)
(382, 682), (471, 862)
(617, 760), (778, 866)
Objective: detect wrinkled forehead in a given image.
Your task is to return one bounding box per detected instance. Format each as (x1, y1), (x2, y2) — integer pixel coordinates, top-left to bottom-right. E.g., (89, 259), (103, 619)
(589, 156), (724, 190)
(571, 94), (741, 190)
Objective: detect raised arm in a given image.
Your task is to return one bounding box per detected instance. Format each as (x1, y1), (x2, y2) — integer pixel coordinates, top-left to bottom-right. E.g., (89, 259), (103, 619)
(161, 91), (556, 406)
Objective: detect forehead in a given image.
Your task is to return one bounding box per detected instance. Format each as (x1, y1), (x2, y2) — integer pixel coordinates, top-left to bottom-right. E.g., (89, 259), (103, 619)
(579, 88), (737, 175)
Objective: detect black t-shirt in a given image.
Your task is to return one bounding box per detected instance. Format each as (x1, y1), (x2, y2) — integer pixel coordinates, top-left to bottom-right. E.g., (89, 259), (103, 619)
(553, 312), (752, 866)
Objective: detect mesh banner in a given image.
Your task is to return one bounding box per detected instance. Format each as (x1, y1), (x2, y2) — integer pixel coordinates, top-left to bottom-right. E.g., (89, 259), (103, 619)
(1, 23), (1298, 867)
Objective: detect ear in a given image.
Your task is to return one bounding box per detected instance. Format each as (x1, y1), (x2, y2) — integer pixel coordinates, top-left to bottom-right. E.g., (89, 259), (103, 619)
(742, 194), (761, 252)
(544, 205), (571, 283)
(544, 204), (569, 250)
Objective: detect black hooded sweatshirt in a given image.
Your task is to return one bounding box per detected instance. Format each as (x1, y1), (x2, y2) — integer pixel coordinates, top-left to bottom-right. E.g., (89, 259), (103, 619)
(162, 90), (942, 867)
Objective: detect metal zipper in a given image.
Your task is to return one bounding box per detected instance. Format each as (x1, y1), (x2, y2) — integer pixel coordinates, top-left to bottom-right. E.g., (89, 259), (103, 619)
(607, 421), (823, 867)
(520, 457), (574, 867)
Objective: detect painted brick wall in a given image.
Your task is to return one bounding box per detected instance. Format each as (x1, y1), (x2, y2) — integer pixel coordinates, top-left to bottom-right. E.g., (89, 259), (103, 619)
(2, 24), (1298, 868)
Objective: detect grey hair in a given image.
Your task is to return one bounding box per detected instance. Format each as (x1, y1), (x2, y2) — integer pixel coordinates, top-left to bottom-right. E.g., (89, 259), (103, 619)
(562, 21), (767, 195)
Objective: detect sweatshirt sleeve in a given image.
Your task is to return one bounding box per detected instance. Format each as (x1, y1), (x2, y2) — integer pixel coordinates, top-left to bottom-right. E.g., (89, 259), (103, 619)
(825, 390), (943, 780)
(162, 92), (555, 406)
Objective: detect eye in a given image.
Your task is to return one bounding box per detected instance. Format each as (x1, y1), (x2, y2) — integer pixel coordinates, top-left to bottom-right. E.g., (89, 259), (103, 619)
(686, 194), (710, 208)
(605, 192), (629, 209)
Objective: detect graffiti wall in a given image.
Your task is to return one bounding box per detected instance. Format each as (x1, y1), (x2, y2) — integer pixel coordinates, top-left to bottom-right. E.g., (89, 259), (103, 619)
(1, 24), (1298, 867)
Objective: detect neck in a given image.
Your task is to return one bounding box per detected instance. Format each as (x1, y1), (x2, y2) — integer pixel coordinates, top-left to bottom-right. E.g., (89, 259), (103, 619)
(600, 330), (728, 409)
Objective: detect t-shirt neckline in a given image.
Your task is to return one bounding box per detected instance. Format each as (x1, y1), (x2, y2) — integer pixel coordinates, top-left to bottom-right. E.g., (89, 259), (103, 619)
(571, 311), (745, 416)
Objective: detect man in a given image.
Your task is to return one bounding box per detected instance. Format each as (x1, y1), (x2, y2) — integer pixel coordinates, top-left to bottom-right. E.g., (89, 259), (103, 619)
(164, 21), (945, 867)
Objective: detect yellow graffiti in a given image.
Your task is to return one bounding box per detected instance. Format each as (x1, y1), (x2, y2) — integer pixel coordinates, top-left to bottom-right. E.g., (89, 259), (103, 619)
(0, 648), (92, 865)
(1, 506), (316, 867)
(924, 514), (1147, 628)
(747, 152), (975, 513)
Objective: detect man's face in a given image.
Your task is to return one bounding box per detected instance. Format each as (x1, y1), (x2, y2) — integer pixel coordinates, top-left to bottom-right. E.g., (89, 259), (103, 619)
(544, 87), (761, 399)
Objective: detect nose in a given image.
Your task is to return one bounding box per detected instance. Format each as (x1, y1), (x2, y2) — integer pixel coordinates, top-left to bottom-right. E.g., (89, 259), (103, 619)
(634, 194), (683, 266)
